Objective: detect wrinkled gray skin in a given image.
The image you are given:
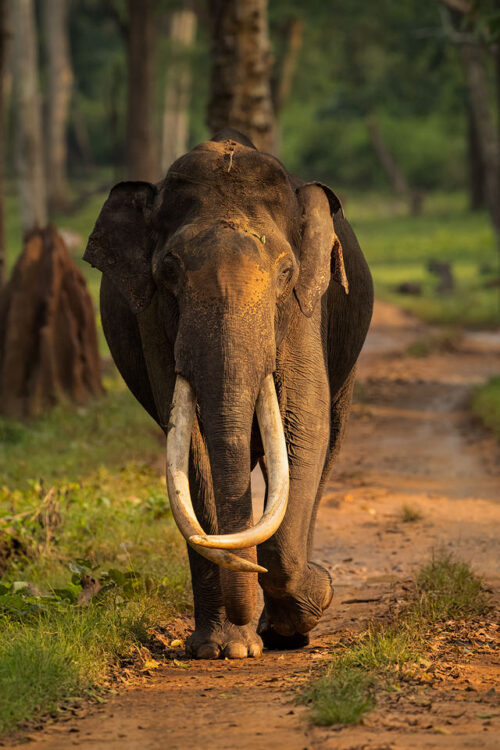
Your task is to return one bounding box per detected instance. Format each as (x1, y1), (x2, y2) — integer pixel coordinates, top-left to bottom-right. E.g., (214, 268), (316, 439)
(84, 129), (373, 659)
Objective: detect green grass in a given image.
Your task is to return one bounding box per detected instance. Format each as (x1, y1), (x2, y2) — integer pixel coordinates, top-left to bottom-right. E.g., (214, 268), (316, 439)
(0, 587), (187, 735)
(414, 553), (489, 622)
(303, 667), (374, 725)
(400, 504), (423, 523)
(0, 373), (189, 736)
(471, 377), (500, 441)
(302, 552), (489, 727)
(348, 191), (500, 328)
(0, 374), (163, 487)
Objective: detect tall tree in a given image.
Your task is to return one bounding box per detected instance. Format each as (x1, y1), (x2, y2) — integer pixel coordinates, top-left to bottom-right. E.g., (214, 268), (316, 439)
(439, 0), (500, 248)
(207, 0), (276, 152)
(10, 0), (47, 232)
(0, 0), (7, 287)
(43, 0), (73, 212)
(125, 0), (156, 181)
(161, 7), (197, 172)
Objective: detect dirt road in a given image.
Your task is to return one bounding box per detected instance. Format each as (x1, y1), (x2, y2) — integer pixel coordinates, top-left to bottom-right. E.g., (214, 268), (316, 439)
(23, 302), (500, 750)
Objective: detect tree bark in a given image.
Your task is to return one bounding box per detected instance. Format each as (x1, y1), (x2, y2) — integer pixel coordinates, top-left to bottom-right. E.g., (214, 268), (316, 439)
(467, 101), (485, 210)
(0, 0), (7, 287)
(125, 0), (156, 181)
(457, 41), (500, 235)
(161, 8), (197, 172)
(207, 0), (276, 152)
(0, 226), (103, 418)
(273, 17), (303, 114)
(43, 0), (73, 213)
(439, 0), (500, 247)
(10, 0), (47, 233)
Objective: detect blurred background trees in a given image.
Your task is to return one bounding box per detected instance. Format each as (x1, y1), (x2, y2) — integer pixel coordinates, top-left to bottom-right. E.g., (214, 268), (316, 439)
(0, 0), (498, 419)
(0, 0), (495, 206)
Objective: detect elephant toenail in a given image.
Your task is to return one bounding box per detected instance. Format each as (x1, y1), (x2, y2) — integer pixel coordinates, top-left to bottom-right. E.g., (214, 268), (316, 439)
(223, 642), (247, 659)
(248, 642), (262, 658)
(196, 643), (220, 659)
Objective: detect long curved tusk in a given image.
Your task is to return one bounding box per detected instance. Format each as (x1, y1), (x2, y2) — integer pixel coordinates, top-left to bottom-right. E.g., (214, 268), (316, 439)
(166, 375), (267, 574)
(189, 373), (289, 550)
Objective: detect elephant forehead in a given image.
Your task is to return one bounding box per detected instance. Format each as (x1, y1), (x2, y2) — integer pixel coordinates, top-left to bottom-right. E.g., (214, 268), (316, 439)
(162, 141), (299, 233)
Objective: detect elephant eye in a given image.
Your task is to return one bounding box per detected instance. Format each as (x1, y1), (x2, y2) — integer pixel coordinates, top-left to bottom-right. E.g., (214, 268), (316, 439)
(277, 265), (294, 295)
(279, 265), (294, 283)
(158, 253), (182, 288)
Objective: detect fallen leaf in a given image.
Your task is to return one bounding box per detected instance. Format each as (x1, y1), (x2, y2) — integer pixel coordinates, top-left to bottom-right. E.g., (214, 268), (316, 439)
(141, 659), (160, 672)
(172, 659), (190, 669)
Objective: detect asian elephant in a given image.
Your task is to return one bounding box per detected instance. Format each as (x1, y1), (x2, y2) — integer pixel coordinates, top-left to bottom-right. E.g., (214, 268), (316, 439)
(84, 129), (373, 659)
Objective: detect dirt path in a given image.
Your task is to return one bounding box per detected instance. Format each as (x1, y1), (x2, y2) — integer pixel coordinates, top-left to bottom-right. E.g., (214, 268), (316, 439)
(18, 302), (500, 750)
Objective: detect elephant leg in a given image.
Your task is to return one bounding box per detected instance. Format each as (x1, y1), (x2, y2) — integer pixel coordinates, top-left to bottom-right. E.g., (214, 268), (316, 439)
(184, 421), (263, 660)
(256, 366), (334, 647)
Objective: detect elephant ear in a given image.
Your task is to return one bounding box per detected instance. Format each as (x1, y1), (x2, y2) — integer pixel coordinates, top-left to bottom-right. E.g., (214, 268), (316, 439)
(294, 182), (348, 318)
(83, 181), (157, 314)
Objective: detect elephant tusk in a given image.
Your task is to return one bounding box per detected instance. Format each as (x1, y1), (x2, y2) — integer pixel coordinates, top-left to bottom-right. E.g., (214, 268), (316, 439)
(166, 375), (268, 574)
(189, 373), (289, 551)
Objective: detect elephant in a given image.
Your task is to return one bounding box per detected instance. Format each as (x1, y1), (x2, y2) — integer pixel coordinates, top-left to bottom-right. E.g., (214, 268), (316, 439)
(84, 128), (373, 660)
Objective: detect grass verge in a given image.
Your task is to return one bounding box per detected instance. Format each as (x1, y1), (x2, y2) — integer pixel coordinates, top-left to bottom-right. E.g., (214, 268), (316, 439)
(0, 373), (189, 737)
(471, 376), (500, 442)
(301, 551), (489, 726)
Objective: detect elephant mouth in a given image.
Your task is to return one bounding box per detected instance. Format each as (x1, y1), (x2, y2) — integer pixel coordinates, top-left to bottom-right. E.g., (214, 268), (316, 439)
(165, 374), (289, 573)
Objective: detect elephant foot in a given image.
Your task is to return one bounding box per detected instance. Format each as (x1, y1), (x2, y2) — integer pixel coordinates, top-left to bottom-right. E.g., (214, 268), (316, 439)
(257, 610), (310, 650)
(261, 562), (333, 639)
(185, 620), (263, 660)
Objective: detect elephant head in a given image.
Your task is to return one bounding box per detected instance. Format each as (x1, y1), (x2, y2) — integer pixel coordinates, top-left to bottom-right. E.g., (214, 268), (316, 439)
(84, 134), (348, 625)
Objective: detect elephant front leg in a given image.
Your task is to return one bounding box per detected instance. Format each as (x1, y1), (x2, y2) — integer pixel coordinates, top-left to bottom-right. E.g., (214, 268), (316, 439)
(256, 375), (334, 648)
(183, 424), (263, 660)
(185, 548), (263, 659)
(257, 477), (333, 649)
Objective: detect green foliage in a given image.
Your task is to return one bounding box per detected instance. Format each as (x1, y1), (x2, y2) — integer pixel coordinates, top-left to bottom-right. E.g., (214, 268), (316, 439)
(279, 1), (468, 191)
(414, 552), (489, 621)
(0, 371), (189, 735)
(0, 367), (164, 487)
(471, 377), (500, 441)
(13, 0), (475, 195)
(302, 667), (374, 725)
(303, 553), (488, 726)
(350, 191), (499, 328)
(0, 586), (181, 735)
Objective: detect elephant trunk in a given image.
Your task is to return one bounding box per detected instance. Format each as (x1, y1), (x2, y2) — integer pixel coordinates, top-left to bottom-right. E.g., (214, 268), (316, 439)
(165, 373), (289, 625)
(204, 408), (257, 626)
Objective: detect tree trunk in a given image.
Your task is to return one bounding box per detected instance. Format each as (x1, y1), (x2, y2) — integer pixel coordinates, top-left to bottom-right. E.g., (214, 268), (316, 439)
(467, 102), (485, 210)
(0, 226), (103, 418)
(10, 0), (47, 233)
(0, 0), (7, 288)
(161, 8), (197, 173)
(125, 0), (156, 181)
(207, 0), (276, 152)
(43, 0), (73, 213)
(439, 1), (500, 246)
(457, 41), (500, 238)
(367, 116), (410, 198)
(273, 17), (304, 113)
